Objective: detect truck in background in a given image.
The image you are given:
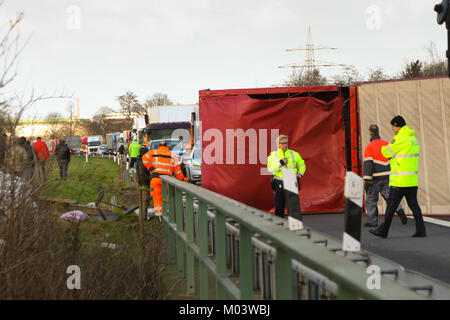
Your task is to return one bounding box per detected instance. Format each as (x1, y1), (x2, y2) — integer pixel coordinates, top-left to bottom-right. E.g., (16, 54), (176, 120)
(148, 105), (196, 124)
(122, 130), (133, 150)
(106, 133), (122, 154)
(61, 136), (81, 154)
(138, 105), (198, 150)
(87, 135), (102, 155)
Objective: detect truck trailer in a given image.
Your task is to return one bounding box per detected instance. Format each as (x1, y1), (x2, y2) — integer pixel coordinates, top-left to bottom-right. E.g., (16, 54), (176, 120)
(61, 136), (81, 153)
(106, 133), (122, 153)
(199, 76), (450, 216)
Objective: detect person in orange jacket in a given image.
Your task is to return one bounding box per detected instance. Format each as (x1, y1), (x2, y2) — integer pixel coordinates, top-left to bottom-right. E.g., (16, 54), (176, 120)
(363, 125), (407, 227)
(33, 137), (50, 178)
(142, 140), (189, 217)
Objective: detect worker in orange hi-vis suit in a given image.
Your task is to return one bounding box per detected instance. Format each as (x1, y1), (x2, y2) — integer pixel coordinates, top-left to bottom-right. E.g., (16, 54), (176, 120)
(142, 140), (189, 217)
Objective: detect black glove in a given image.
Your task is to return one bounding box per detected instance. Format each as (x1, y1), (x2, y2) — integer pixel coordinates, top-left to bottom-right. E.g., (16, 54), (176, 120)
(279, 159), (287, 166)
(364, 180), (373, 194)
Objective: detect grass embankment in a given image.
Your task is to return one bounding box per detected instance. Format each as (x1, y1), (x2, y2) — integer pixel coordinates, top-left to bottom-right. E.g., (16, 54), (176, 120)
(41, 155), (152, 244)
(0, 155), (169, 299)
(41, 156), (130, 208)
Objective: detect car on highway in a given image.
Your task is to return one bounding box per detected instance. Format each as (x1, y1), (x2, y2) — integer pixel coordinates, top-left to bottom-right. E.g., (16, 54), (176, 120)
(183, 140), (201, 185)
(98, 145), (109, 156)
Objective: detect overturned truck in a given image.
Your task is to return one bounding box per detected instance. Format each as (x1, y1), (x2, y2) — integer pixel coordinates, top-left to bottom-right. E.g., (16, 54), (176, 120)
(199, 77), (450, 216)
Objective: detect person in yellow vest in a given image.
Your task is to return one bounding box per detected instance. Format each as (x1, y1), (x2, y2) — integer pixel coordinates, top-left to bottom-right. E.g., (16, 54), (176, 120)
(267, 135), (306, 218)
(369, 116), (426, 238)
(128, 140), (141, 170)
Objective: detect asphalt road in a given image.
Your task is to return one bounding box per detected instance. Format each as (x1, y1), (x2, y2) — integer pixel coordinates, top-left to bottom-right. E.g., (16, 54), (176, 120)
(302, 213), (450, 285)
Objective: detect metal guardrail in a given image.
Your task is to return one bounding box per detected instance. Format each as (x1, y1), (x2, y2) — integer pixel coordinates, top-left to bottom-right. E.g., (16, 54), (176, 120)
(160, 175), (450, 300)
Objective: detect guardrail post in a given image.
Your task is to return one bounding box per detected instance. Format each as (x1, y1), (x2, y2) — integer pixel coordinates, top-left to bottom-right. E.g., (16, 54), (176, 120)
(275, 247), (293, 300)
(185, 193), (195, 295)
(214, 209), (228, 299)
(198, 201), (210, 299)
(239, 224), (253, 299)
(175, 189), (184, 277)
(167, 184), (176, 264)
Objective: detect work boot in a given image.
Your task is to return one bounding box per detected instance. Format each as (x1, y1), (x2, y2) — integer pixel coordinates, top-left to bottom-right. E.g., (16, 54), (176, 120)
(364, 222), (378, 228)
(369, 228), (387, 238)
(411, 232), (426, 238)
(397, 208), (407, 225)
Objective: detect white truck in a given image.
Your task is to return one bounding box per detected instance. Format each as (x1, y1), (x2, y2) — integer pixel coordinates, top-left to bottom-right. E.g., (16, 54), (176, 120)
(87, 136), (102, 155)
(106, 133), (122, 153)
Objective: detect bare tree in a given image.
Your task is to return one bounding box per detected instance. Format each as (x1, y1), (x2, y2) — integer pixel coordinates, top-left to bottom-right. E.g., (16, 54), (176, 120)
(45, 112), (64, 139)
(368, 67), (388, 81)
(144, 92), (173, 109)
(92, 106), (116, 138)
(332, 65), (363, 86)
(422, 41), (448, 77)
(0, 12), (25, 112)
(61, 101), (76, 137)
(117, 91), (145, 118)
(283, 68), (328, 87)
(397, 42), (447, 79)
(0, 10), (71, 137)
(399, 60), (423, 79)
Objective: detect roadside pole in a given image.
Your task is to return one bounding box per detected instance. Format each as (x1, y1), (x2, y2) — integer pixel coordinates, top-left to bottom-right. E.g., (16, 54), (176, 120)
(343, 171), (363, 252)
(85, 151), (88, 163)
(282, 168), (303, 230)
(138, 186), (144, 238)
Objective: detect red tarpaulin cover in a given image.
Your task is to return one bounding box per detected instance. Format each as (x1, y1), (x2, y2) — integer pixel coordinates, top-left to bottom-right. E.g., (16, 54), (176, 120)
(199, 87), (346, 214)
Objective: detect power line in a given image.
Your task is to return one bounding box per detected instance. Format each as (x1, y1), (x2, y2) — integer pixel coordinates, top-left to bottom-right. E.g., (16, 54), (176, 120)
(278, 25), (345, 74)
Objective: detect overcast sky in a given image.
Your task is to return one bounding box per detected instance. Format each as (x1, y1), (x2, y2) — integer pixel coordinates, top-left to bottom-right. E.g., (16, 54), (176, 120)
(1, 0), (446, 119)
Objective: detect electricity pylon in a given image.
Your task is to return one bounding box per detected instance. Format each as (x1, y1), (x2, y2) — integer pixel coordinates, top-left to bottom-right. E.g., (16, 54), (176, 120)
(279, 26), (345, 74)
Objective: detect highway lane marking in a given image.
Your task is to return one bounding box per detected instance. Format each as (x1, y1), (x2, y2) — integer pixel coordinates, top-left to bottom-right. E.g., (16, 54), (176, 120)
(407, 216), (450, 228)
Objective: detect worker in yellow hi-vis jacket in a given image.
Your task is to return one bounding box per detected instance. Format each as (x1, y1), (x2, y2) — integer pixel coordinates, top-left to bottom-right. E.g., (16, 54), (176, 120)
(369, 116), (426, 239)
(267, 134), (306, 218)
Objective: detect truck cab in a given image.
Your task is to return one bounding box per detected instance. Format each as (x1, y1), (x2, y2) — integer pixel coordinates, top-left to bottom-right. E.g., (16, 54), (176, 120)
(87, 136), (102, 155)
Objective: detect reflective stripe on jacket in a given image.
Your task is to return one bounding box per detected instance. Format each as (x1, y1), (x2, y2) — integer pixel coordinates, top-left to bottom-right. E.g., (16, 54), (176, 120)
(267, 148), (306, 180)
(142, 146), (185, 181)
(381, 125), (420, 187)
(363, 136), (390, 181)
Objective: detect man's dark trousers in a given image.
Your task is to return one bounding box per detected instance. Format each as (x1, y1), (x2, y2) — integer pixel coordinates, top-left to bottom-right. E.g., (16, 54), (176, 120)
(377, 186), (426, 236)
(272, 179), (301, 218)
(58, 159), (69, 179)
(130, 157), (136, 168)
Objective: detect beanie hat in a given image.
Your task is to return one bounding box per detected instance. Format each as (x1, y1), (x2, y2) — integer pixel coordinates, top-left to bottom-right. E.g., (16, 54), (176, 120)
(368, 124), (379, 134)
(390, 115), (406, 127)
